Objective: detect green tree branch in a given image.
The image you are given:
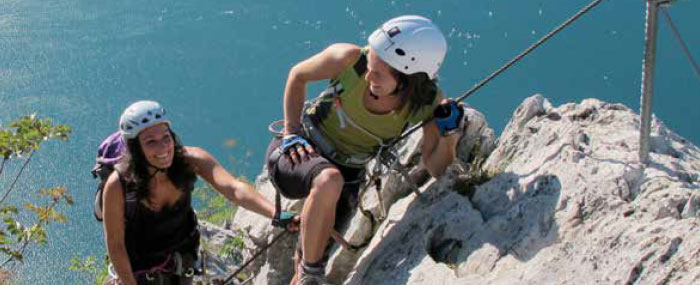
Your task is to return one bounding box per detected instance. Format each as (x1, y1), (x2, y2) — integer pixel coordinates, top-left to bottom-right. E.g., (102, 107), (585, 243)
(0, 114), (72, 275)
(0, 151), (34, 206)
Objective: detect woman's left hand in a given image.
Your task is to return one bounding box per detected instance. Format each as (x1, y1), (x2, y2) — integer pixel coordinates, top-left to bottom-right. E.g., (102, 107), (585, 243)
(433, 99), (465, 137)
(275, 211), (301, 231)
(287, 215), (301, 232)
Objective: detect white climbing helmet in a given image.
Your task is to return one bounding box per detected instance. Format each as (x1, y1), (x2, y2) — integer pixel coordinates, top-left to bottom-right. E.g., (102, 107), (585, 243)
(368, 15), (447, 80)
(119, 100), (170, 139)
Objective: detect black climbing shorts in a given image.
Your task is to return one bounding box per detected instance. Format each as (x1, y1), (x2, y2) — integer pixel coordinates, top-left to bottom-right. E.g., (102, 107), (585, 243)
(267, 137), (367, 262)
(265, 137), (366, 228)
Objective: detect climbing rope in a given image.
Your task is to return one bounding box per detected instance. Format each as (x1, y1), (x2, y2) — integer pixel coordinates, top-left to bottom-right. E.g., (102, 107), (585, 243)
(220, 231), (290, 285)
(659, 5), (700, 82)
(356, 0), (607, 222)
(393, 0), (606, 145)
(217, 228), (359, 284)
(345, 0), (610, 252)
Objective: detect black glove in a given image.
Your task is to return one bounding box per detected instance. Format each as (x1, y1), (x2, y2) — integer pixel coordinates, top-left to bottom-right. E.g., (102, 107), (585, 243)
(434, 100), (465, 136)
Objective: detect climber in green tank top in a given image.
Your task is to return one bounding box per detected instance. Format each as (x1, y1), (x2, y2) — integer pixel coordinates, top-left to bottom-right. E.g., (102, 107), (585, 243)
(306, 45), (444, 162)
(265, 15), (465, 285)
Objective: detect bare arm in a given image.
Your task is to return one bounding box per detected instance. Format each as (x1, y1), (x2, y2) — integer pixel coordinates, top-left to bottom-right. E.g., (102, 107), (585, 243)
(102, 173), (137, 285)
(421, 120), (460, 177)
(283, 43), (362, 135)
(185, 147), (275, 219)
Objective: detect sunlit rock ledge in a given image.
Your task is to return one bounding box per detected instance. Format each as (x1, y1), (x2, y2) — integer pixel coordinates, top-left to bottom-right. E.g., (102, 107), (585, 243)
(203, 94), (700, 285)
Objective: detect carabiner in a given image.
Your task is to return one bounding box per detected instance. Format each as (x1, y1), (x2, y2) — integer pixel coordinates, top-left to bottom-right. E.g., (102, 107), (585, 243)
(184, 268), (195, 278)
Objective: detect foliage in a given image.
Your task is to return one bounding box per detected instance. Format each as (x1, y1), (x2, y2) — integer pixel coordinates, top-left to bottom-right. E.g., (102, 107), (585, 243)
(193, 183), (237, 225)
(454, 140), (493, 198)
(0, 114), (70, 159)
(219, 231), (247, 264)
(68, 255), (109, 285)
(0, 114), (72, 269)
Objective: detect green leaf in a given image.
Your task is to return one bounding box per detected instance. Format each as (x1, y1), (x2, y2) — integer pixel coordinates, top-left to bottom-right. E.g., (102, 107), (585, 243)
(0, 247), (24, 263)
(0, 206), (18, 215)
(0, 230), (10, 244)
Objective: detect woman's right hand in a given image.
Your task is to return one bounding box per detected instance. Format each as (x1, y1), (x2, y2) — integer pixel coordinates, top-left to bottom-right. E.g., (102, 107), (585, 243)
(280, 134), (316, 165)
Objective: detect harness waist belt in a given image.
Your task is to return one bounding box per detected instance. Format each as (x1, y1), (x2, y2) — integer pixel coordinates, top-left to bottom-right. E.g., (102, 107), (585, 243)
(302, 114), (373, 168)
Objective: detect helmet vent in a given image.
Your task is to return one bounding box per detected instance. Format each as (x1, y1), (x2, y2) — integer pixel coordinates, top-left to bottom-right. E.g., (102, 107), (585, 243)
(142, 118), (150, 123)
(411, 57), (415, 61)
(155, 114), (161, 119)
(395, 48), (406, 56)
(388, 26), (401, 37)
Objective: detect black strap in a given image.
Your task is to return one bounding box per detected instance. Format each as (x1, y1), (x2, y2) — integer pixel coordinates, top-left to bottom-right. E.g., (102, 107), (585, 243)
(115, 171), (138, 222)
(268, 149), (283, 226)
(273, 189), (282, 226)
(353, 51), (368, 76)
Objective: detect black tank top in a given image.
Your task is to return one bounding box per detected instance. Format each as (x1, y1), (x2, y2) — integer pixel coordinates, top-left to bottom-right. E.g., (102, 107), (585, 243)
(119, 175), (200, 271)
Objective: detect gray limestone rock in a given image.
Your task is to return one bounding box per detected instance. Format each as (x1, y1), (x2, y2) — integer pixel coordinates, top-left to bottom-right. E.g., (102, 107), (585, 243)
(202, 96), (700, 285)
(344, 95), (700, 284)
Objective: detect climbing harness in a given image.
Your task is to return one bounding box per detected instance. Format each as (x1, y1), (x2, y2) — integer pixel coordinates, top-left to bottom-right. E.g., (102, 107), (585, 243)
(301, 113), (376, 167)
(108, 252), (199, 283)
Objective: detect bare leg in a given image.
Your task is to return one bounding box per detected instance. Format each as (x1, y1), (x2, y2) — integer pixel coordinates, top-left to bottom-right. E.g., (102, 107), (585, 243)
(301, 168), (343, 265)
(290, 251), (300, 285)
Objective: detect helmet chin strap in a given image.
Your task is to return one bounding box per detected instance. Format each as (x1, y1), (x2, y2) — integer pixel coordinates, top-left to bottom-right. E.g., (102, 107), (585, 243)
(147, 164), (168, 179)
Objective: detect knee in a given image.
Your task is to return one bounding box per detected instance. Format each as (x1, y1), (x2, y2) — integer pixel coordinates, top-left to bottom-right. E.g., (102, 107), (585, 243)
(310, 168), (344, 200)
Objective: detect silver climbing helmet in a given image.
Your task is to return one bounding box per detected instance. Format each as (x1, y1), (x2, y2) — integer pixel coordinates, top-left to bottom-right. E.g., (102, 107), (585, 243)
(368, 15), (448, 80)
(119, 100), (170, 140)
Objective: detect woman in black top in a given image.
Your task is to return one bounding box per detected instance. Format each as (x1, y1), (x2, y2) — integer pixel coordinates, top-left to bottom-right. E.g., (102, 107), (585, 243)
(102, 101), (290, 284)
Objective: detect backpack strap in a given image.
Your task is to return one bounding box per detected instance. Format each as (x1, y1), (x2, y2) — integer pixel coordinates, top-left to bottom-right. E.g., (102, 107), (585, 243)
(353, 50), (368, 76)
(94, 169), (138, 222)
(113, 167), (139, 222)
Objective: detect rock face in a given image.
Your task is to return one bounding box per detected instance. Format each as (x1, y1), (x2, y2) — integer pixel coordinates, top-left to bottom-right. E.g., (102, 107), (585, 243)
(216, 95), (700, 285)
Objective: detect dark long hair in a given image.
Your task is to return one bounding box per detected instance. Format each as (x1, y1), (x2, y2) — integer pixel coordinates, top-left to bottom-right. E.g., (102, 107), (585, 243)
(121, 129), (197, 201)
(393, 70), (439, 115)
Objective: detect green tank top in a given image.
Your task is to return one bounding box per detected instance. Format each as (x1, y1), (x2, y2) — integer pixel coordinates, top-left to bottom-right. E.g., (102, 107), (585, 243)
(304, 46), (442, 159)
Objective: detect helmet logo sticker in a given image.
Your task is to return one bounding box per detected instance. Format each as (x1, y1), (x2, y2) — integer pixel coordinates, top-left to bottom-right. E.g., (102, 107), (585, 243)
(387, 26), (401, 37)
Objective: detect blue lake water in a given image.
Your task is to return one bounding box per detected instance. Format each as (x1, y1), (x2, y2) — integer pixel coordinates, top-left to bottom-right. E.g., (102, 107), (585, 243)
(1, 0), (698, 283)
